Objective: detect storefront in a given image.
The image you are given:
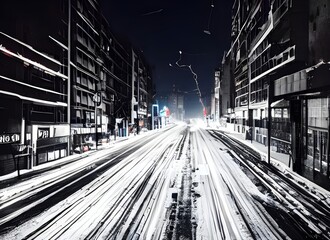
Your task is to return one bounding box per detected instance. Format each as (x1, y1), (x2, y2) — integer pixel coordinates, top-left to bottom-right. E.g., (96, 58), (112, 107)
(301, 98), (330, 185)
(270, 100), (291, 153)
(32, 124), (69, 166)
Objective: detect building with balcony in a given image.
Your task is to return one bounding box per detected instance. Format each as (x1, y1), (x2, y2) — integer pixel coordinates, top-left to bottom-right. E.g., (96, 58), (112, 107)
(229, 0), (251, 135)
(100, 16), (132, 137)
(131, 50), (153, 132)
(0, 1), (69, 174)
(0, 0), (154, 176)
(70, 0), (105, 150)
(213, 52), (234, 123)
(226, 0), (330, 188)
(272, 0), (330, 188)
(168, 85), (185, 121)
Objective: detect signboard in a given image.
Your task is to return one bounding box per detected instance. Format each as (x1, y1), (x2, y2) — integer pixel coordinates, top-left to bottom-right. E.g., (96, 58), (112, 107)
(38, 128), (50, 139)
(160, 106), (170, 117)
(274, 109), (282, 118)
(0, 133), (20, 144)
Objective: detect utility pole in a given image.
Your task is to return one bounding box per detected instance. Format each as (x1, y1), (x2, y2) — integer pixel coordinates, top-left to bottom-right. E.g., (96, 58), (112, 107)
(267, 81), (273, 165)
(94, 91), (102, 150)
(131, 49), (135, 126)
(67, 0), (71, 155)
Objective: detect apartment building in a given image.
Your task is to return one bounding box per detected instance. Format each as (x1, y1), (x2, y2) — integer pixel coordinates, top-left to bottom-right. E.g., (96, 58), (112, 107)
(131, 50), (153, 131)
(0, 1), (69, 174)
(70, 0), (106, 150)
(0, 0), (154, 176)
(223, 0), (330, 188)
(215, 52), (235, 123)
(272, 0), (330, 187)
(100, 16), (132, 137)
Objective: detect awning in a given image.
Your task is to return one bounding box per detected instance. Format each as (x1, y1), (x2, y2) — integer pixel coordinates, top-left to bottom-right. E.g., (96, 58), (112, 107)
(270, 99), (288, 108)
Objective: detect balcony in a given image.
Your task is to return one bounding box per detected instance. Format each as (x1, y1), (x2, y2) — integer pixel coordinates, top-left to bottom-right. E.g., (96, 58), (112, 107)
(272, 0), (290, 27)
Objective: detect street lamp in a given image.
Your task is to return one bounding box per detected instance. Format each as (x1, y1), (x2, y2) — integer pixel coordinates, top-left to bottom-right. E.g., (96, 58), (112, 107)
(93, 92), (101, 150)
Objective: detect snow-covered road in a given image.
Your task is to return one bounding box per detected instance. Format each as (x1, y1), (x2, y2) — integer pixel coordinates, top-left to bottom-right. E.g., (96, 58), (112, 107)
(190, 126), (285, 239)
(1, 122), (330, 239)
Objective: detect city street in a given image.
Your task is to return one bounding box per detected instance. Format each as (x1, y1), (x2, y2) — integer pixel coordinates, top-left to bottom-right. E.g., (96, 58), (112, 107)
(1, 122), (330, 239)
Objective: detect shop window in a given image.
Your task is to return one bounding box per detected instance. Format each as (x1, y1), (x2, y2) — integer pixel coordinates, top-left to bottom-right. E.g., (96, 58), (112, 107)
(306, 129), (314, 168)
(320, 132), (328, 175)
(38, 152), (47, 164)
(61, 149), (67, 158)
(314, 131), (320, 171)
(54, 150), (60, 160)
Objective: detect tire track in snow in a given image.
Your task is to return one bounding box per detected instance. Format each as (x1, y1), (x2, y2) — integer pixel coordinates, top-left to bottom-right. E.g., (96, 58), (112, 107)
(210, 129), (330, 240)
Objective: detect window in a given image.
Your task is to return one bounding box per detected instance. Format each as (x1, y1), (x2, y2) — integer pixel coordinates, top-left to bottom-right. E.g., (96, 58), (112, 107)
(88, 78), (95, 90)
(76, 72), (81, 84)
(82, 93), (88, 105)
(81, 74), (87, 87)
(76, 91), (81, 103)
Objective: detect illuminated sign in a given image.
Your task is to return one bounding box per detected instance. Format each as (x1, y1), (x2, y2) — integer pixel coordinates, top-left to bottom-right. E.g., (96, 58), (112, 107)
(159, 106), (170, 117)
(0, 134), (20, 144)
(38, 128), (50, 139)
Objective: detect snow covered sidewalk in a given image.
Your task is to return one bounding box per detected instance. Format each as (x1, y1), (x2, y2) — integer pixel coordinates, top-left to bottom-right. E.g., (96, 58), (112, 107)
(206, 123), (330, 197)
(210, 124), (291, 168)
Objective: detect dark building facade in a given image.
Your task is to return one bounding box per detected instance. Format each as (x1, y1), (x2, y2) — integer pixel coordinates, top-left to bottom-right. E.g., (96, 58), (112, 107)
(214, 52), (235, 123)
(0, 1), (69, 174)
(131, 50), (153, 131)
(168, 85), (185, 121)
(0, 0), (154, 176)
(223, 0), (330, 188)
(273, 0), (330, 188)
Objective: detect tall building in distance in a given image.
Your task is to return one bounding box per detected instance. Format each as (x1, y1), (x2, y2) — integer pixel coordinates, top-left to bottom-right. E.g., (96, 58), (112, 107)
(168, 85), (185, 121)
(0, 0), (154, 176)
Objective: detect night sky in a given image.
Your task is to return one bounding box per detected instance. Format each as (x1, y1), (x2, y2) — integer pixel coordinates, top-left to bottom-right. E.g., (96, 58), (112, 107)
(101, 0), (233, 118)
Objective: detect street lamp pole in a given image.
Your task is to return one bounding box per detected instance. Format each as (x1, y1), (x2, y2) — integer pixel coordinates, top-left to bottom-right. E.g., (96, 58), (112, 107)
(93, 91), (102, 150)
(267, 81), (274, 165)
(67, 0), (71, 154)
(95, 101), (98, 150)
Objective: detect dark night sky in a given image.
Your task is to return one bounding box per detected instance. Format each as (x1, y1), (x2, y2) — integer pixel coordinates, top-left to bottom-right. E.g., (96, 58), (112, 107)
(101, 0), (233, 118)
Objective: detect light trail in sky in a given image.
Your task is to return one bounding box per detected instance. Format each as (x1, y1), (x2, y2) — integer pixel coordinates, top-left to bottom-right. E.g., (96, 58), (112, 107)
(204, 0), (215, 35)
(172, 51), (206, 113)
(141, 9), (164, 16)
